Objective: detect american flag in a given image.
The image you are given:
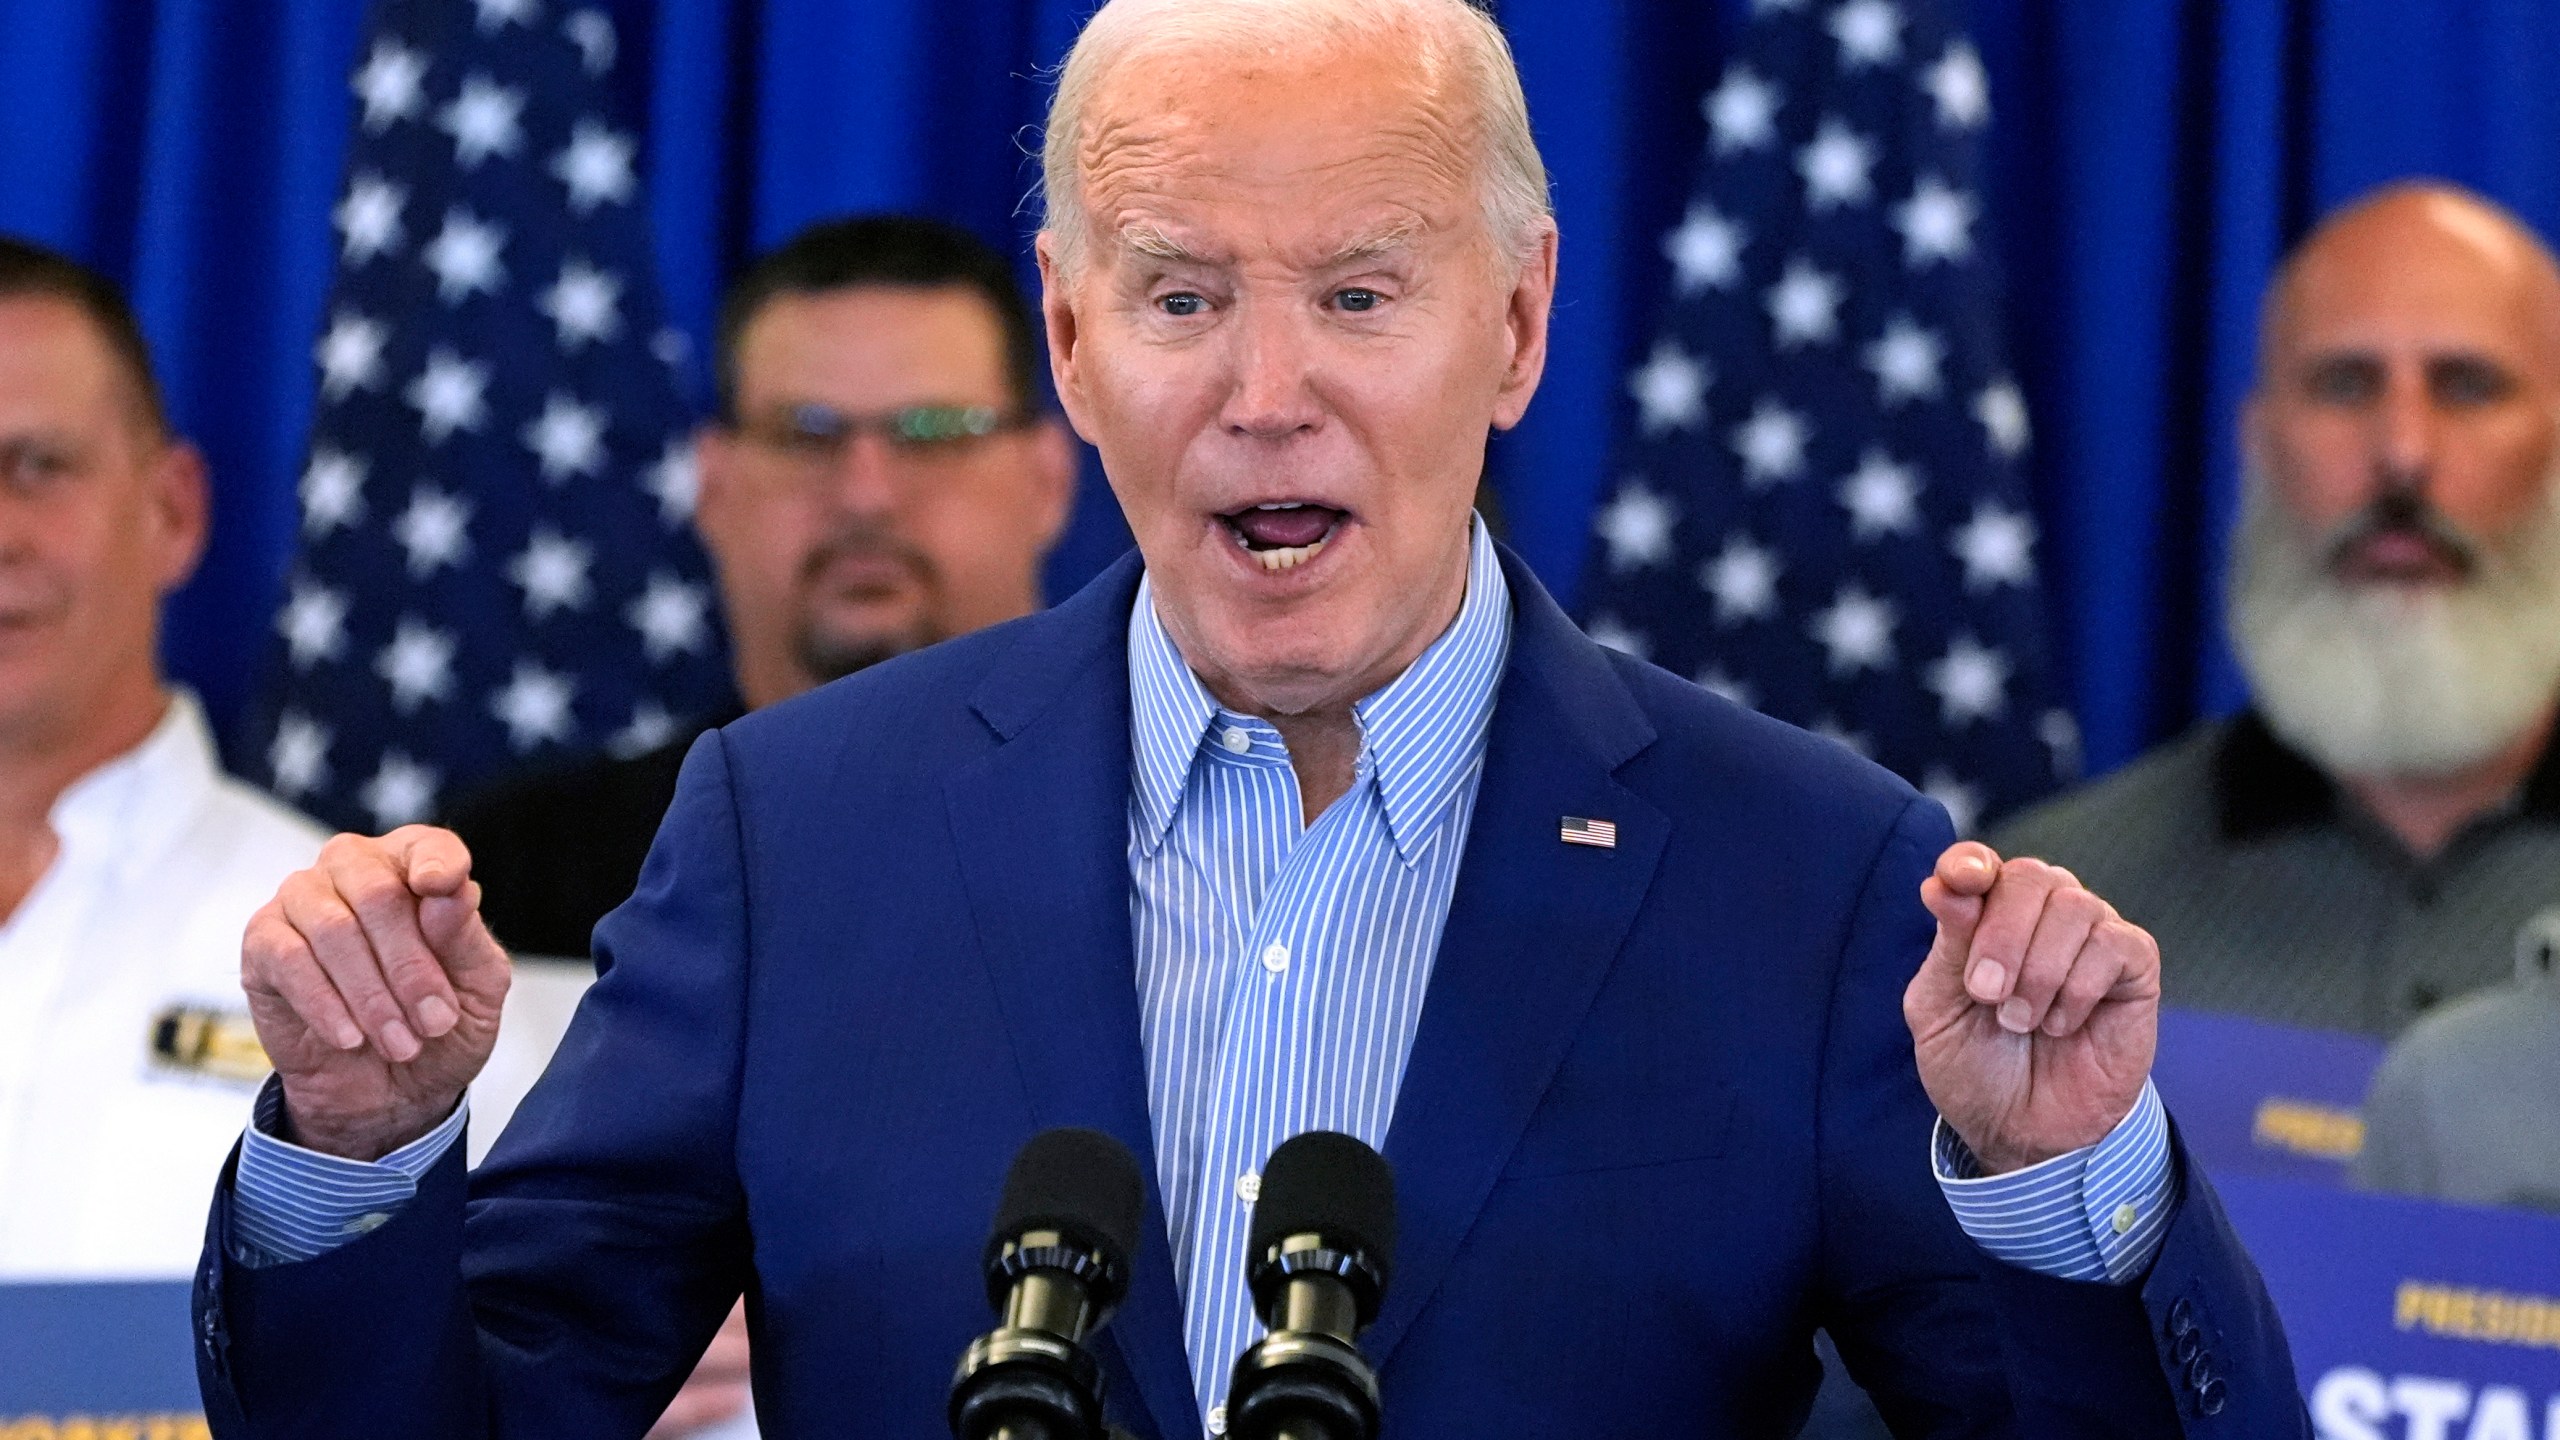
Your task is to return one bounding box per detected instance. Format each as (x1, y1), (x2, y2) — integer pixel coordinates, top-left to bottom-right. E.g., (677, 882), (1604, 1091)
(1576, 0), (2075, 835)
(246, 0), (730, 834)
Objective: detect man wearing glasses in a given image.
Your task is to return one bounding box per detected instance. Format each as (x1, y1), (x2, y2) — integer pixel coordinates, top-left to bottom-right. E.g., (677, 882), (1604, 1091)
(446, 215), (1078, 963)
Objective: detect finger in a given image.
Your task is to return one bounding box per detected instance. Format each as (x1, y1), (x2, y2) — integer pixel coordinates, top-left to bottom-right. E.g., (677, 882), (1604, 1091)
(419, 888), (512, 1008)
(382, 824), (475, 897)
(2042, 905), (2131, 1038)
(1961, 857), (2067, 1010)
(2002, 885), (2108, 1035)
(278, 868), (420, 1061)
(243, 904), (366, 1051)
(329, 839), (464, 1039)
(1933, 842), (2000, 898)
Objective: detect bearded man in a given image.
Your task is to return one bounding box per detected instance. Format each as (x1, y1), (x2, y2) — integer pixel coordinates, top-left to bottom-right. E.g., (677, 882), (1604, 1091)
(1996, 183), (2560, 1038)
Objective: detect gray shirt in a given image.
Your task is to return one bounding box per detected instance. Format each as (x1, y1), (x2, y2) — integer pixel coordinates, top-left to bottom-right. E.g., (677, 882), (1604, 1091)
(2356, 966), (2560, 1214)
(1991, 713), (2560, 1037)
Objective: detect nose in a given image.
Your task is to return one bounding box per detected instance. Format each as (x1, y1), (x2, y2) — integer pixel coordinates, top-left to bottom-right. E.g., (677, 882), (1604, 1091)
(2372, 365), (2439, 495)
(821, 432), (903, 517)
(1220, 302), (1324, 442)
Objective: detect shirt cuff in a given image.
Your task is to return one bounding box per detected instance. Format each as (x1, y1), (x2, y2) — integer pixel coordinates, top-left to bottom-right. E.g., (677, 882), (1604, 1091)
(228, 1073), (469, 1268)
(1932, 1079), (2174, 1285)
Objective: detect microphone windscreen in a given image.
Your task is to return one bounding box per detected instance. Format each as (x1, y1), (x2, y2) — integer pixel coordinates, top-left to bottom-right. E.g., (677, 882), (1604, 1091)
(989, 1126), (1147, 1273)
(1249, 1130), (1397, 1280)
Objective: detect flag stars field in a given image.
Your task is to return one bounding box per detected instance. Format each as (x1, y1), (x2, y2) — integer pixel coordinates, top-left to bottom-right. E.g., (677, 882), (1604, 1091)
(255, 2), (885, 829)
(1577, 0), (2067, 831)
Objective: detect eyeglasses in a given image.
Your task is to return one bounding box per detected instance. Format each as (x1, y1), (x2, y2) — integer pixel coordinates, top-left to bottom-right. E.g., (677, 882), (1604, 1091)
(730, 401), (1034, 471)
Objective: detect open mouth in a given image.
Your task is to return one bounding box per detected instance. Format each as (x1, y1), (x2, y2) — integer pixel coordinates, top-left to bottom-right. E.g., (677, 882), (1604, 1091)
(1219, 502), (1347, 573)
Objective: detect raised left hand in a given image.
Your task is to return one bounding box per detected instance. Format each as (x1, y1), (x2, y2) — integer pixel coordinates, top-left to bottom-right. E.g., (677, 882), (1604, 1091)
(1903, 842), (2161, 1175)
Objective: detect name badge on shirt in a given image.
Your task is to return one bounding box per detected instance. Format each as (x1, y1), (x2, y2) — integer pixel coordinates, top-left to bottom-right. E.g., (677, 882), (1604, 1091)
(150, 1004), (271, 1085)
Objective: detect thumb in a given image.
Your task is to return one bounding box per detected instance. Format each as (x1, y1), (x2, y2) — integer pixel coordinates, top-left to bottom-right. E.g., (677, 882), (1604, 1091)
(385, 824), (475, 898)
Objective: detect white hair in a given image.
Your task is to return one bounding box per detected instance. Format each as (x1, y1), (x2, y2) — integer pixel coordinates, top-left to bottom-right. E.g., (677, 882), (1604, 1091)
(1040, 0), (1553, 272)
(2229, 454), (2560, 779)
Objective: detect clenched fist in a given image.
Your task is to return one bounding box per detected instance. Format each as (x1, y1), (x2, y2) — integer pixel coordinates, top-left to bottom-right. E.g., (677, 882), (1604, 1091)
(240, 825), (510, 1161)
(1904, 842), (2162, 1176)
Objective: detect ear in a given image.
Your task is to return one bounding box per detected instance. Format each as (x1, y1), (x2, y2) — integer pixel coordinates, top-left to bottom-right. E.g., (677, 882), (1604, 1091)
(145, 439), (210, 595)
(1024, 417), (1081, 558)
(1036, 232), (1100, 447)
(686, 426), (734, 554)
(1491, 223), (1561, 432)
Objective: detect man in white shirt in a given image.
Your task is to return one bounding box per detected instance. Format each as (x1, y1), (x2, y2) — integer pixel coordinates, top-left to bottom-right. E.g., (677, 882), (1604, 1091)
(0, 235), (327, 1278)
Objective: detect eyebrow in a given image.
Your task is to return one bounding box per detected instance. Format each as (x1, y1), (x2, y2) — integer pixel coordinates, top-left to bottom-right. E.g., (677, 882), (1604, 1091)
(1118, 223), (1217, 266)
(1113, 217), (1429, 270)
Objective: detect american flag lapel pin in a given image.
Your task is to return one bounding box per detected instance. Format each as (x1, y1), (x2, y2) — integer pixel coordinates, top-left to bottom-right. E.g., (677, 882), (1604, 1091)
(1559, 816), (1618, 850)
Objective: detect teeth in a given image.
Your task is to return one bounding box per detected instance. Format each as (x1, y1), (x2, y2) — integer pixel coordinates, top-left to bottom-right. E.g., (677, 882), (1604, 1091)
(1255, 538), (1326, 571)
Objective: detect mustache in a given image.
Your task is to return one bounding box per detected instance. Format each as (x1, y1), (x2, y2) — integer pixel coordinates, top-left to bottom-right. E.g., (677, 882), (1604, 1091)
(2319, 488), (2482, 576)
(798, 523), (936, 586)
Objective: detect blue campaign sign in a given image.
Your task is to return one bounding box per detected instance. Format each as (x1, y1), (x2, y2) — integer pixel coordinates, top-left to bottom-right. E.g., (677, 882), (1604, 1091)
(2155, 1005), (2386, 1186)
(0, 1280), (204, 1431)
(2220, 1174), (2560, 1436)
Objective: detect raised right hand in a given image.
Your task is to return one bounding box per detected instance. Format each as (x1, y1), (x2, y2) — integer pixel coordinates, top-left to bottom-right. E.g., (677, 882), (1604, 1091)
(240, 825), (511, 1160)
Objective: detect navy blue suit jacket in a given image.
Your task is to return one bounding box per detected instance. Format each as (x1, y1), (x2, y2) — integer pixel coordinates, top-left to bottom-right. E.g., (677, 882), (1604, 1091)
(195, 548), (2306, 1437)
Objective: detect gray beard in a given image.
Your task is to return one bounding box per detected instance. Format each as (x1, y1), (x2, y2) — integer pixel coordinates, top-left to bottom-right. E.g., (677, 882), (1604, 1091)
(2228, 464), (2560, 779)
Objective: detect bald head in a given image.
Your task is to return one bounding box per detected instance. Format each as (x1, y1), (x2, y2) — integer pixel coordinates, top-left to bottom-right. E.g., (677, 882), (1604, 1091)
(2262, 183), (2560, 382)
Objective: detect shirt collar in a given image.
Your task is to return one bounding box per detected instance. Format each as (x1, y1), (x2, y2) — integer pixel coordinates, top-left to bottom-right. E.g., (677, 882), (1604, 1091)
(1127, 516), (1513, 862)
(50, 690), (224, 881)
(2216, 707), (2560, 840)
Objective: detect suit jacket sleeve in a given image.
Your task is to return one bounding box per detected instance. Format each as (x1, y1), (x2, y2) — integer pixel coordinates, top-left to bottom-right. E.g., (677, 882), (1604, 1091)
(1812, 795), (2309, 1438)
(196, 731), (755, 1440)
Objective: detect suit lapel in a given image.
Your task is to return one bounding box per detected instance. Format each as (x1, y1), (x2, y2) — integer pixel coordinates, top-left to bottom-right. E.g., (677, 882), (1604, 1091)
(1368, 551), (1668, 1365)
(943, 555), (1200, 1439)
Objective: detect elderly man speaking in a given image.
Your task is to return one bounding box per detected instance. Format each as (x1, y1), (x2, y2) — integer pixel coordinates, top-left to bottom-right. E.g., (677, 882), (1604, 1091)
(197, 2), (2303, 1435)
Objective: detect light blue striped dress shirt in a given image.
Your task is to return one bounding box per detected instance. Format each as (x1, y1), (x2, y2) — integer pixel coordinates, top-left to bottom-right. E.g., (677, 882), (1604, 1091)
(228, 516), (2174, 1433)
(1126, 520), (1512, 1431)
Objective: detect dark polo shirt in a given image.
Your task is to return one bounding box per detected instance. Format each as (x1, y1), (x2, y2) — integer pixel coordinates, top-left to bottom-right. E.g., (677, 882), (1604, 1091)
(1991, 711), (2560, 1037)
(442, 707), (741, 958)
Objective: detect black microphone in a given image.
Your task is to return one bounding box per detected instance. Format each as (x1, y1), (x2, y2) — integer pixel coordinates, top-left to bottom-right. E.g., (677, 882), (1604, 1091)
(1225, 1131), (1397, 1440)
(949, 1127), (1146, 1440)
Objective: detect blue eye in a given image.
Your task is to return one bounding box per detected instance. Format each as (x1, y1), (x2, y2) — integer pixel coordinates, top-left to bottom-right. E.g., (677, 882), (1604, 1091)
(1159, 293), (1206, 317)
(1336, 289), (1383, 312)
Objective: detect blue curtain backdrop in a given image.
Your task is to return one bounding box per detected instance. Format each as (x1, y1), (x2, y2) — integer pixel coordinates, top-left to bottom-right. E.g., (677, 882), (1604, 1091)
(4, 0), (2558, 778)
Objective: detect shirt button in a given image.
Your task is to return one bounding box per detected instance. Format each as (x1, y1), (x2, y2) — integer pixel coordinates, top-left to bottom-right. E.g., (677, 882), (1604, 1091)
(1208, 1404), (1229, 1435)
(1261, 942), (1291, 974)
(2111, 1203), (2139, 1236)
(1221, 727), (1252, 754)
(1237, 1170), (1261, 1205)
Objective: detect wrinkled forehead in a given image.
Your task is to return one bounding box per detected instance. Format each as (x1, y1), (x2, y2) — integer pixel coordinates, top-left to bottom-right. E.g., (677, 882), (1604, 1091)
(1074, 31), (1483, 264)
